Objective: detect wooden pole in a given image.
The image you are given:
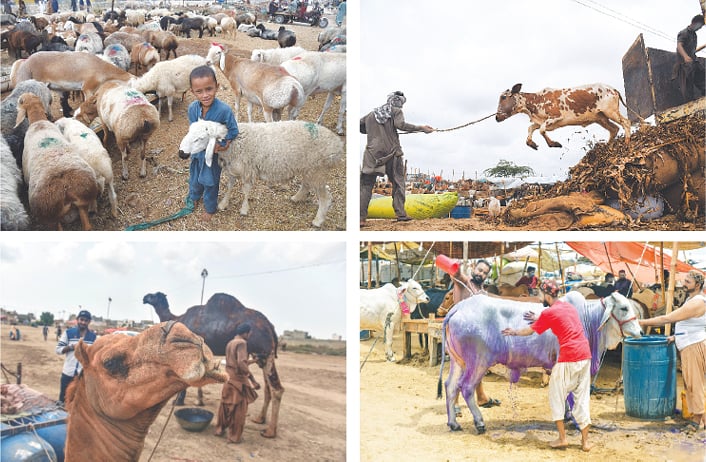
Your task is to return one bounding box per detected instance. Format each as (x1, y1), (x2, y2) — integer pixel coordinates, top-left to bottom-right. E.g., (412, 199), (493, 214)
(660, 242), (666, 305)
(393, 242), (401, 281)
(555, 242), (565, 294)
(537, 242), (542, 279)
(367, 242), (373, 289)
(603, 242), (616, 275)
(665, 242), (679, 336)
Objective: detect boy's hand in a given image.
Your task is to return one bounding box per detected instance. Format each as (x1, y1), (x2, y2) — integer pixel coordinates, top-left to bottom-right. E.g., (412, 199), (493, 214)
(214, 140), (231, 153)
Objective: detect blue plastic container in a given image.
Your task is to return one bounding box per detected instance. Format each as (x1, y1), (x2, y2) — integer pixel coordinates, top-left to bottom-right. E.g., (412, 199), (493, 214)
(0, 432), (57, 462)
(623, 336), (677, 420)
(450, 205), (471, 219)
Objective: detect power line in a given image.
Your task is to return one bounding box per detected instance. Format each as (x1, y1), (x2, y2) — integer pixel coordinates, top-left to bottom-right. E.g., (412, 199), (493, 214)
(570, 0), (674, 43)
(210, 259), (345, 280)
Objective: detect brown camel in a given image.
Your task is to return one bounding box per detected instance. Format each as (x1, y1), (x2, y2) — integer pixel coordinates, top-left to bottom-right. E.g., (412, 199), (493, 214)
(65, 321), (227, 462)
(143, 291), (284, 438)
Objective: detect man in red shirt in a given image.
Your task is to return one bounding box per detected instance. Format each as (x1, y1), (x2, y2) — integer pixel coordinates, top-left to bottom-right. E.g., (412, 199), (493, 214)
(502, 280), (593, 452)
(515, 266), (539, 294)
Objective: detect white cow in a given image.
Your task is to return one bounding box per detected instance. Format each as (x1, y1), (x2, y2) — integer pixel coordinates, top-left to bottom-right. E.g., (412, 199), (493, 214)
(360, 279), (430, 362)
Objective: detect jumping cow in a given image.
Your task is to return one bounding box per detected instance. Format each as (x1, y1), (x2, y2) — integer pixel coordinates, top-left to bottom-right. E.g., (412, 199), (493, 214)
(438, 291), (642, 434)
(495, 83), (632, 150)
(360, 279), (430, 362)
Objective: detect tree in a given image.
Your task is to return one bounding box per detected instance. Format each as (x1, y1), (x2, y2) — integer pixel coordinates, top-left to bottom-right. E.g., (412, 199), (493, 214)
(483, 159), (535, 178)
(39, 312), (54, 326)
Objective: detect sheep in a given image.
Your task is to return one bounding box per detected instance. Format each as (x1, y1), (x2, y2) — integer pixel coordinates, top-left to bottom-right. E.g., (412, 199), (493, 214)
(40, 29), (73, 52)
(130, 41), (160, 73)
(204, 16), (217, 37)
(255, 23), (277, 40)
(130, 54), (208, 122)
(1, 79), (53, 165)
(488, 197), (501, 222)
(317, 26), (345, 51)
(74, 80), (159, 180)
(147, 30), (178, 60)
(0, 135), (30, 231)
(281, 51), (346, 134)
(219, 16), (235, 39)
(54, 117), (118, 218)
(6, 29), (41, 59)
(171, 16), (204, 38)
(159, 15), (178, 31)
(277, 26), (296, 48)
(15, 93), (99, 230)
(74, 32), (103, 54)
(178, 119), (343, 227)
(206, 43), (304, 123)
(244, 25), (261, 37)
(250, 46), (304, 65)
(124, 9), (146, 27)
(100, 43), (131, 71)
(11, 51), (134, 117)
(235, 12), (256, 27)
(103, 31), (144, 52)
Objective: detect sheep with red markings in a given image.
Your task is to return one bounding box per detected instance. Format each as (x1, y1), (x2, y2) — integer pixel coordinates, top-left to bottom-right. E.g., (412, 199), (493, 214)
(178, 119), (343, 228)
(54, 117), (118, 218)
(100, 43), (131, 71)
(207, 43), (304, 123)
(74, 80), (159, 181)
(15, 93), (99, 230)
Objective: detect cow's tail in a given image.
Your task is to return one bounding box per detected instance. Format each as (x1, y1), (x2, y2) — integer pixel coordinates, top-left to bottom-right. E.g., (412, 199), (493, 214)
(618, 91), (647, 125)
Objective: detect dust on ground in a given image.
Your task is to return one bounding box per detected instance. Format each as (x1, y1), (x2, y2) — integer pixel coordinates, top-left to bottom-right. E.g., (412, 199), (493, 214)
(1, 324), (346, 461)
(360, 332), (706, 462)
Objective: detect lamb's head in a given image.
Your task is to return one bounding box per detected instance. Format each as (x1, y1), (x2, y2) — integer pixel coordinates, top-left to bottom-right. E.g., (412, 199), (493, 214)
(74, 94), (98, 126)
(178, 119), (228, 167)
(14, 93), (46, 127)
(206, 43), (227, 71)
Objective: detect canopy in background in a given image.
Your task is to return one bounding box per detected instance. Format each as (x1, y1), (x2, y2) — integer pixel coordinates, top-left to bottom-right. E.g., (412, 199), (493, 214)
(566, 242), (699, 283)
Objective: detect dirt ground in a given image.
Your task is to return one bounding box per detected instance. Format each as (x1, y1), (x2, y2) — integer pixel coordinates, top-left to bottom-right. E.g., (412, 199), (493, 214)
(0, 324), (346, 461)
(1, 18), (346, 231)
(360, 332), (706, 462)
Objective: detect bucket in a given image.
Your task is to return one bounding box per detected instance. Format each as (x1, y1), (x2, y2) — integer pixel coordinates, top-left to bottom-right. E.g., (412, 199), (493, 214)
(435, 254), (459, 275)
(450, 205), (471, 219)
(623, 336), (677, 420)
(681, 389), (706, 420)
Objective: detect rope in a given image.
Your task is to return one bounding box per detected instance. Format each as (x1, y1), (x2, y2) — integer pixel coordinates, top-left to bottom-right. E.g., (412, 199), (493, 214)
(399, 113), (496, 134)
(125, 196), (195, 231)
(360, 336), (380, 371)
(411, 242), (436, 280)
(29, 423), (58, 462)
(146, 400), (177, 462)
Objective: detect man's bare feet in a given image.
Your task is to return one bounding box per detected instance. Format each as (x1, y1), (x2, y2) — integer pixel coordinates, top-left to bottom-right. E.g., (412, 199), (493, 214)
(226, 438), (241, 444)
(549, 438), (568, 449)
(582, 441), (593, 452)
(202, 211), (214, 222)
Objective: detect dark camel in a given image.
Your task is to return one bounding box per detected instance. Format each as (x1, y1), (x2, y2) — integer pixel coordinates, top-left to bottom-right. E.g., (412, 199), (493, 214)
(142, 292), (284, 438)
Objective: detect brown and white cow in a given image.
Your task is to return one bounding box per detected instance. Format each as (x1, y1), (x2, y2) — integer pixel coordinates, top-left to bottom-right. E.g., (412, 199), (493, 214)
(495, 83), (632, 150)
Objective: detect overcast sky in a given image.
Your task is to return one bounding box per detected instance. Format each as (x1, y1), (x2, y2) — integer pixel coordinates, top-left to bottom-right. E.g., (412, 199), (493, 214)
(360, 0), (702, 180)
(0, 240), (346, 340)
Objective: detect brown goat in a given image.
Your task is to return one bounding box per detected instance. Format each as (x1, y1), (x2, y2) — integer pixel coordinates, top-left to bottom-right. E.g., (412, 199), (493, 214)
(7, 30), (41, 59)
(130, 41), (160, 74)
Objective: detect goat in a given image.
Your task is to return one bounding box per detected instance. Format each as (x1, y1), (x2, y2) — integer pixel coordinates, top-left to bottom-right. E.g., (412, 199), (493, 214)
(131, 54), (209, 122)
(74, 80), (159, 180)
(146, 30), (178, 60)
(15, 93), (98, 230)
(129, 41), (159, 73)
(281, 51), (346, 134)
(277, 26), (296, 48)
(178, 120), (343, 228)
(7, 29), (41, 59)
(207, 43), (304, 123)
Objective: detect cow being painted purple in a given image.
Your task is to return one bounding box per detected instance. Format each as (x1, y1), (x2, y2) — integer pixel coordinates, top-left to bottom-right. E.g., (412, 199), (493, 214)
(438, 291), (642, 434)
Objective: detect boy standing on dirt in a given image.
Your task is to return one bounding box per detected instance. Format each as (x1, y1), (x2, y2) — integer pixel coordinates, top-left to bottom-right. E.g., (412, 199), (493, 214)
(56, 310), (96, 405)
(184, 65), (239, 222)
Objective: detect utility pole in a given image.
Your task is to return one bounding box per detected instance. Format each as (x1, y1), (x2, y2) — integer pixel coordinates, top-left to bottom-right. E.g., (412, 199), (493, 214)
(200, 269), (209, 304)
(107, 297), (112, 322)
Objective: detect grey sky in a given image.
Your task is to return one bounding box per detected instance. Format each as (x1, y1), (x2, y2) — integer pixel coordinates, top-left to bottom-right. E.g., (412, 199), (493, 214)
(0, 240), (346, 340)
(360, 0), (701, 180)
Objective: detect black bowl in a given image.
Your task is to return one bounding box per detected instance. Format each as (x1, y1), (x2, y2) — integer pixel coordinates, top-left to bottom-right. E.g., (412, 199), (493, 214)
(174, 408), (214, 432)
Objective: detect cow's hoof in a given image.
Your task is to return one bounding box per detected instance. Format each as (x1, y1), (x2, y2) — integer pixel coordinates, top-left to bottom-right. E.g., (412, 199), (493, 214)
(549, 142), (563, 148)
(448, 423), (462, 432)
(475, 424), (486, 435)
(527, 142), (538, 150)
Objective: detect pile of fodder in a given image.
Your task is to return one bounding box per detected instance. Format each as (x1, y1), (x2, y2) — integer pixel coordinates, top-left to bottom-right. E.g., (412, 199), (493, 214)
(554, 110), (705, 218)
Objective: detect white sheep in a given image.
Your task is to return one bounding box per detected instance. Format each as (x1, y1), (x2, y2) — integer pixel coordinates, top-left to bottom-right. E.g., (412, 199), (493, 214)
(207, 43), (304, 123)
(74, 80), (160, 180)
(15, 93), (99, 230)
(317, 26), (345, 50)
(1, 79), (53, 163)
(250, 46), (305, 65)
(100, 43), (131, 71)
(0, 135), (30, 230)
(281, 51), (346, 134)
(74, 32), (103, 54)
(54, 117), (118, 218)
(220, 16), (236, 39)
(131, 54), (209, 122)
(178, 119), (343, 228)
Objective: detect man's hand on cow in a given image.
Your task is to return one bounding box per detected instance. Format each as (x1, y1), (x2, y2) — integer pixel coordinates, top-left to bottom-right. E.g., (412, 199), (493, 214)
(523, 310), (537, 324)
(501, 328), (515, 336)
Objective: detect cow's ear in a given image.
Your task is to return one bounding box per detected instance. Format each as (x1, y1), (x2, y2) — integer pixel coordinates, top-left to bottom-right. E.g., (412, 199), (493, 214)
(511, 83), (522, 94)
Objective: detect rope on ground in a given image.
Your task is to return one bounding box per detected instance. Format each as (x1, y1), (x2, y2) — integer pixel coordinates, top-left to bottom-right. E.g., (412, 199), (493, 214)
(125, 197), (195, 231)
(360, 336), (380, 372)
(146, 400), (177, 462)
(399, 113), (496, 134)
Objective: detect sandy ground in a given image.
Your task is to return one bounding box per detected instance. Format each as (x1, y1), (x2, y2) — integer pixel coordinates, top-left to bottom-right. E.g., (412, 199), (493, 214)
(0, 324), (346, 461)
(360, 332), (706, 462)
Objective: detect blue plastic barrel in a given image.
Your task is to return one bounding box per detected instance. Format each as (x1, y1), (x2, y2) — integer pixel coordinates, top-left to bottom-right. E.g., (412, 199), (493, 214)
(450, 205), (471, 219)
(623, 336), (677, 420)
(0, 432), (57, 462)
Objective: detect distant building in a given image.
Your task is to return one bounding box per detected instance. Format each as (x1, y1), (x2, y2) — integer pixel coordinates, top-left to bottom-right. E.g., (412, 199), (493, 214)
(282, 330), (311, 340)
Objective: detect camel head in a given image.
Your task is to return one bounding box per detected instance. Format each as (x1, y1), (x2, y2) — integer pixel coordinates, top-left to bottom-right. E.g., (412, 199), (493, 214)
(142, 292), (174, 321)
(71, 321), (227, 420)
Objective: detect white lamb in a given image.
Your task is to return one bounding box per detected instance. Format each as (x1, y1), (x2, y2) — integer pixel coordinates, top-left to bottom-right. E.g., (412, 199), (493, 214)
(54, 117), (118, 218)
(75, 32), (104, 54)
(281, 51), (346, 134)
(131, 54), (210, 122)
(16, 93), (99, 230)
(0, 135), (30, 230)
(250, 46), (305, 65)
(178, 119), (343, 228)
